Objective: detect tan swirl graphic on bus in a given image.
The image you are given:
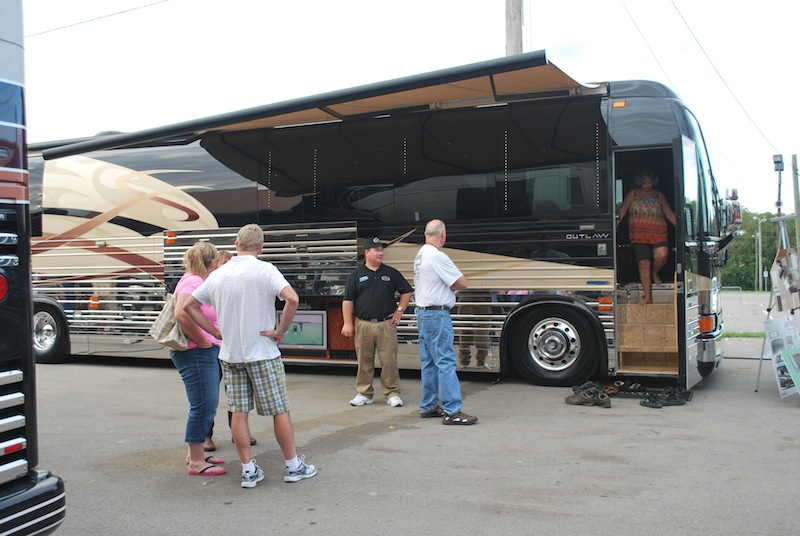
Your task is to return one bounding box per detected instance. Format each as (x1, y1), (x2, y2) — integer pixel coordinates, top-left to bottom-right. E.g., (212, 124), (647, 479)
(32, 155), (218, 282)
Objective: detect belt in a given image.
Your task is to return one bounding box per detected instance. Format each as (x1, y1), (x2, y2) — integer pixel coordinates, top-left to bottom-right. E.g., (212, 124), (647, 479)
(357, 316), (393, 322)
(419, 305), (450, 311)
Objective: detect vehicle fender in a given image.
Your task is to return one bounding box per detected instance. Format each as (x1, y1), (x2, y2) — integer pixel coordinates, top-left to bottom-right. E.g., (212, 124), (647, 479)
(499, 295), (607, 377)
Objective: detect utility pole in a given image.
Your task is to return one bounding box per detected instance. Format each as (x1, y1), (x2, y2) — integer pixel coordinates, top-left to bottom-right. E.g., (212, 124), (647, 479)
(506, 0), (523, 56)
(756, 216), (767, 290)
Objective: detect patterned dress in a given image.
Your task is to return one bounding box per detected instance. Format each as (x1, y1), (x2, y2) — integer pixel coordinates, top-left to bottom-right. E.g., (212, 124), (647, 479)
(628, 189), (667, 245)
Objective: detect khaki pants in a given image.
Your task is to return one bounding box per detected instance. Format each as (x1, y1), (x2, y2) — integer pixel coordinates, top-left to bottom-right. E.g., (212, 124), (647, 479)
(354, 318), (400, 399)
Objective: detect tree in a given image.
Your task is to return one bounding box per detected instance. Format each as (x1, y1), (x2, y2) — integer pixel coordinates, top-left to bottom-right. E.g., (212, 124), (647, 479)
(720, 208), (788, 291)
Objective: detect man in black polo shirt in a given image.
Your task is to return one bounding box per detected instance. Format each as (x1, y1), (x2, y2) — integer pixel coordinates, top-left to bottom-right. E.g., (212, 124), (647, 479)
(342, 237), (413, 407)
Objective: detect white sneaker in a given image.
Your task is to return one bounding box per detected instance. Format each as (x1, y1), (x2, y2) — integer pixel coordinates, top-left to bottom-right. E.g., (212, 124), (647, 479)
(241, 461), (265, 489)
(350, 394), (373, 406)
(387, 395), (404, 407)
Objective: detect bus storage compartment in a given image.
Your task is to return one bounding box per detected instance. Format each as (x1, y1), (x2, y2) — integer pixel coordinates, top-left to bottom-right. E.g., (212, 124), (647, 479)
(616, 288), (678, 374)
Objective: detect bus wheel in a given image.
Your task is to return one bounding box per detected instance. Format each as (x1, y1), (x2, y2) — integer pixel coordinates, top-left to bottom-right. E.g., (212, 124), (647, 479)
(510, 306), (598, 386)
(33, 304), (67, 364)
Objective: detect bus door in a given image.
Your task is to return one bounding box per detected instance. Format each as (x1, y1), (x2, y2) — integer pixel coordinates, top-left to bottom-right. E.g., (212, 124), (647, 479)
(613, 148), (681, 382)
(674, 135), (702, 389)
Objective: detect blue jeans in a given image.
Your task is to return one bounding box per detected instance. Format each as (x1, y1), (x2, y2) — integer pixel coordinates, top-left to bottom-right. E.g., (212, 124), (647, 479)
(170, 345), (221, 444)
(417, 309), (462, 415)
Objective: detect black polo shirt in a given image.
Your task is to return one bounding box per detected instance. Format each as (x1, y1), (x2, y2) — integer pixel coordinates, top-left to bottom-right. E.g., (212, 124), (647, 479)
(343, 263), (413, 320)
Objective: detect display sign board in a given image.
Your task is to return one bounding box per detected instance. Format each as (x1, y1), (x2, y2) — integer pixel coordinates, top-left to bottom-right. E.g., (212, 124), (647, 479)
(764, 315), (798, 398)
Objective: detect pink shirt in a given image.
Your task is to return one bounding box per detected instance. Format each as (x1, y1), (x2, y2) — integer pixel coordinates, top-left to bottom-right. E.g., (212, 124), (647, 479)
(175, 272), (221, 349)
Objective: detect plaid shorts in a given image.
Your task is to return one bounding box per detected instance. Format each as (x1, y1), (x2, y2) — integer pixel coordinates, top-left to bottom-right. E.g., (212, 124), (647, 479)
(221, 358), (290, 416)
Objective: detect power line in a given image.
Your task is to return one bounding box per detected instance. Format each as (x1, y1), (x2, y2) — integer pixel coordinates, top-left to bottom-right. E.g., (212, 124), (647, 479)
(25, 0), (170, 38)
(669, 0), (779, 153)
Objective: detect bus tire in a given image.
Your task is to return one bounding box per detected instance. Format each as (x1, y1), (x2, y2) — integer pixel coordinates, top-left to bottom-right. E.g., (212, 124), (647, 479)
(33, 303), (68, 364)
(509, 306), (598, 386)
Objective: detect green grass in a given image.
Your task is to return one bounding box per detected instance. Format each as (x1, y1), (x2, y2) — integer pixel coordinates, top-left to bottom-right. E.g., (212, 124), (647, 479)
(723, 331), (764, 339)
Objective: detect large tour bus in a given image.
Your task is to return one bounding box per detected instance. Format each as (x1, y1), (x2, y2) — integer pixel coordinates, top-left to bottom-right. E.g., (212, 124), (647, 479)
(30, 51), (739, 389)
(0, 1), (66, 534)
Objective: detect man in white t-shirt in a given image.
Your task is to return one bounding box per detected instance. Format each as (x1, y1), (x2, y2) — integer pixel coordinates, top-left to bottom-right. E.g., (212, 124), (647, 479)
(184, 224), (317, 488)
(413, 219), (478, 425)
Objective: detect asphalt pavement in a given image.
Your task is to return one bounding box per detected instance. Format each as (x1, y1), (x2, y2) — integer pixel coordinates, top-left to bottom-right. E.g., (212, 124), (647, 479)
(721, 290), (770, 358)
(34, 294), (800, 536)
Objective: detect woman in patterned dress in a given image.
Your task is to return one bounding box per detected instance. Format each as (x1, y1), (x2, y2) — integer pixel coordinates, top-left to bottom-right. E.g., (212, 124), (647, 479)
(617, 170), (677, 304)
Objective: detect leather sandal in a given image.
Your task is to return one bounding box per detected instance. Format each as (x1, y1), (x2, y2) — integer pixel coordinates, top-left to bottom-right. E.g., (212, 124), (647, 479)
(640, 394), (663, 408)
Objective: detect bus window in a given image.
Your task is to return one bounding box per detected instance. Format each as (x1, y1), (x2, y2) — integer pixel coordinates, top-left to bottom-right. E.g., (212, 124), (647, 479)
(392, 173), (495, 224)
(501, 164), (606, 219)
(681, 137), (700, 240)
(684, 111), (717, 237)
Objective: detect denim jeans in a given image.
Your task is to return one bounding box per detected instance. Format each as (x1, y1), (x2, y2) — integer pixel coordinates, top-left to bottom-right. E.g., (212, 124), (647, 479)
(170, 345), (221, 444)
(417, 309), (462, 415)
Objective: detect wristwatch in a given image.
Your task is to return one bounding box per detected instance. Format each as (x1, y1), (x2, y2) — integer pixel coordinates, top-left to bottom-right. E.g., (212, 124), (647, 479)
(277, 328), (285, 336)
(396, 306), (404, 312)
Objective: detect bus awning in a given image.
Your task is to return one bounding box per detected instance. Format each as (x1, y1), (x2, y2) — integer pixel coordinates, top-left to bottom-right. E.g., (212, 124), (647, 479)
(41, 50), (601, 161)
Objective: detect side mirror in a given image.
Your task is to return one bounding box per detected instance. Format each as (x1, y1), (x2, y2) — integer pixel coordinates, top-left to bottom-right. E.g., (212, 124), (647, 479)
(724, 188), (742, 230)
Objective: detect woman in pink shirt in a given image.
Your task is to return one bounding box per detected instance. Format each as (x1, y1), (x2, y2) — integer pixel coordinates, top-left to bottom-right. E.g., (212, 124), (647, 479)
(173, 241), (226, 476)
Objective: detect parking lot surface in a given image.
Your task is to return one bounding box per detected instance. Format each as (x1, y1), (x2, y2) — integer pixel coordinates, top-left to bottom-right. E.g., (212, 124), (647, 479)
(36, 328), (800, 536)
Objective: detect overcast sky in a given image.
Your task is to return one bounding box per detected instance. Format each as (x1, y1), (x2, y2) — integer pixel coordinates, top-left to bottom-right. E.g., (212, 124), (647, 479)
(21, 0), (800, 213)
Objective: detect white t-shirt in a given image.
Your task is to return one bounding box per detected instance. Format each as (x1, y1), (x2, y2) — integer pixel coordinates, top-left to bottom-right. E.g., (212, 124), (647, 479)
(193, 255), (290, 363)
(413, 243), (463, 309)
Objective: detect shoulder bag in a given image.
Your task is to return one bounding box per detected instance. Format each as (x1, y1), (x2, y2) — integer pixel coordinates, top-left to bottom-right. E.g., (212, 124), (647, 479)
(148, 293), (189, 351)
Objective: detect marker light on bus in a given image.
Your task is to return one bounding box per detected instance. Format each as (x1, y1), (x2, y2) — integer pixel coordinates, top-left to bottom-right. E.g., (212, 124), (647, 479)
(612, 100), (627, 108)
(2, 442), (23, 455)
(598, 296), (612, 312)
(165, 231), (177, 245)
(0, 273), (7, 302)
(698, 315), (714, 333)
(89, 296), (99, 309)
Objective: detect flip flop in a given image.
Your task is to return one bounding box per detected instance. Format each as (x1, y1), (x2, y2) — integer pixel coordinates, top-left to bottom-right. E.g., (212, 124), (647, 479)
(188, 465), (227, 476)
(186, 455), (225, 465)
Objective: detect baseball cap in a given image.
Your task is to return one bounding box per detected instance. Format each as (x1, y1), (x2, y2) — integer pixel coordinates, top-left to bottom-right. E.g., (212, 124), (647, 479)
(364, 237), (387, 251)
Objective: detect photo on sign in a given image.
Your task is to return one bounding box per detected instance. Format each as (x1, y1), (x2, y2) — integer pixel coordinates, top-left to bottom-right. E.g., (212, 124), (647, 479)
(780, 347), (800, 393)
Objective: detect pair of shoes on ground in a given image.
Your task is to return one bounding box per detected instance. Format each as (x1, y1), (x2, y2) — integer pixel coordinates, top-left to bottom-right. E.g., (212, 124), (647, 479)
(565, 388), (611, 408)
(350, 393), (404, 407)
(613, 380), (645, 394)
(640, 389), (687, 409)
(572, 381), (602, 392)
(241, 457), (317, 488)
(419, 405), (478, 424)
